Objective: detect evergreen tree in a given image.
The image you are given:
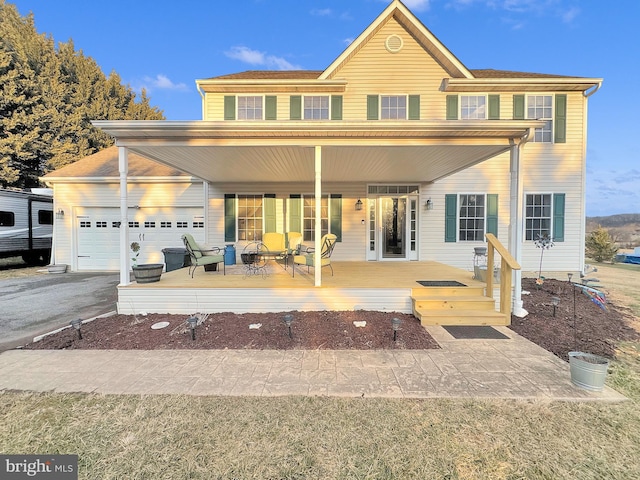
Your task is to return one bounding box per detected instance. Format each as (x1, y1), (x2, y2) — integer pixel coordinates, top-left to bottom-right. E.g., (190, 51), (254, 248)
(586, 226), (619, 263)
(0, 1), (165, 187)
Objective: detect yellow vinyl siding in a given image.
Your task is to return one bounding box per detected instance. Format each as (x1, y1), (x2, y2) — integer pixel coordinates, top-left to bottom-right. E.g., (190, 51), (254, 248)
(201, 18), (453, 122)
(330, 18), (449, 121)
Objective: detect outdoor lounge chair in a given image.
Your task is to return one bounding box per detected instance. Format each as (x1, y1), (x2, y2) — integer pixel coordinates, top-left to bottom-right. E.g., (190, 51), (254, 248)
(181, 233), (225, 278)
(292, 233), (337, 277)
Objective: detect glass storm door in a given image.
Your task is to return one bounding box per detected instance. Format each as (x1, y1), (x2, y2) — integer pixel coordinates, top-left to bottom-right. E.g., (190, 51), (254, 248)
(367, 192), (418, 261)
(381, 197), (406, 259)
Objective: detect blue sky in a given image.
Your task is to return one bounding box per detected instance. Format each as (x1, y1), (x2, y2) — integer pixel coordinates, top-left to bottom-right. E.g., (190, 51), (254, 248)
(10, 0), (640, 216)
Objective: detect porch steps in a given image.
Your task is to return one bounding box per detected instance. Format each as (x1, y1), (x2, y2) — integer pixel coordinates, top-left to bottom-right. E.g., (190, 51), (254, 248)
(411, 287), (509, 326)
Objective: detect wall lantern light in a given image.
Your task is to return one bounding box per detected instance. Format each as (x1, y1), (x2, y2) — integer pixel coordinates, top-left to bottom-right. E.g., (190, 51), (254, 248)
(425, 198), (433, 211)
(355, 198), (363, 211)
(56, 209), (65, 219)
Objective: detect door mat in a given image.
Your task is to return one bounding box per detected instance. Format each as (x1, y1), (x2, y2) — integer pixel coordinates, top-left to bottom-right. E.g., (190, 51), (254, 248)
(417, 280), (467, 287)
(443, 326), (510, 340)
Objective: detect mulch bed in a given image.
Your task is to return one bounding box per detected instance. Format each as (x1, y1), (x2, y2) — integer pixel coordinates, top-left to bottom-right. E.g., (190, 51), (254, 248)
(22, 278), (640, 360)
(24, 311), (440, 351)
(510, 278), (640, 361)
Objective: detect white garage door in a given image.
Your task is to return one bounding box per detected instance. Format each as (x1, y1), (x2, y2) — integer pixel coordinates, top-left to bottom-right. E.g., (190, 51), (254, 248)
(76, 207), (205, 271)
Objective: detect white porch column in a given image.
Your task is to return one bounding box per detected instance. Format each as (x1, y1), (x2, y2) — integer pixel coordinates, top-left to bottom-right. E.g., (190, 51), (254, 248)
(509, 139), (527, 317)
(314, 146), (322, 287)
(119, 146), (130, 286)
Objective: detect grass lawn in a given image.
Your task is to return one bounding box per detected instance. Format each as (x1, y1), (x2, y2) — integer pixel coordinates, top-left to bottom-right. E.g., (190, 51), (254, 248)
(1, 262), (639, 479)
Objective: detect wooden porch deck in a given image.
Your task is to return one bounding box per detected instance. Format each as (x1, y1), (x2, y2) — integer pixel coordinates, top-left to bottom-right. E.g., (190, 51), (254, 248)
(118, 261), (504, 324)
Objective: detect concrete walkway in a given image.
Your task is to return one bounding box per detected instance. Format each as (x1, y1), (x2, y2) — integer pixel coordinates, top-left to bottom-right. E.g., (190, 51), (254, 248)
(0, 326), (625, 401)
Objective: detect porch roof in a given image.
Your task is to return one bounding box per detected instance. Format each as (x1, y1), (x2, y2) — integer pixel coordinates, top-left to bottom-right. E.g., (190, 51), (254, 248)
(92, 119), (544, 184)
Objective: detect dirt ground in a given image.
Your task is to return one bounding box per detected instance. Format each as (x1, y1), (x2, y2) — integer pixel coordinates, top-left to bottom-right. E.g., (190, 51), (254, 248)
(23, 278), (639, 361)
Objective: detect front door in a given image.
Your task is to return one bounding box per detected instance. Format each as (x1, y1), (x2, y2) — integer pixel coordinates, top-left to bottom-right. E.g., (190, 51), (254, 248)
(367, 195), (418, 261)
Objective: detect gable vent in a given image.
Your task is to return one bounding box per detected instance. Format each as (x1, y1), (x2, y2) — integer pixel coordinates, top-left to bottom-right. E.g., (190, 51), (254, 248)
(385, 34), (403, 53)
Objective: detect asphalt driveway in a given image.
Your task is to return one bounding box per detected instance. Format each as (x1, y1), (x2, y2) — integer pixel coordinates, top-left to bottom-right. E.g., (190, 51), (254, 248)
(0, 271), (119, 351)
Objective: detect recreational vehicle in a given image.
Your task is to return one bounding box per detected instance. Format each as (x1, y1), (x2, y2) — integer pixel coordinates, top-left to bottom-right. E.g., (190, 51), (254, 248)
(0, 189), (53, 265)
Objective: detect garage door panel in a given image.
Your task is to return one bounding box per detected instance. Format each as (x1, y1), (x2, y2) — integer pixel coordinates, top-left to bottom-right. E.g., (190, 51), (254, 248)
(76, 207), (203, 271)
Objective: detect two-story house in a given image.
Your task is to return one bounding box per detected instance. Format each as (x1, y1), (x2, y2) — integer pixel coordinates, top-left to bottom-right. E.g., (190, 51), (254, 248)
(43, 0), (601, 322)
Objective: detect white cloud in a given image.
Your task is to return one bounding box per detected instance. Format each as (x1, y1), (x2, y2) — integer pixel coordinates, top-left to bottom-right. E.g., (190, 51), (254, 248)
(310, 8), (332, 16)
(446, 0), (581, 23)
(225, 46), (301, 70)
(136, 74), (188, 93)
(586, 168), (640, 216)
(561, 6), (580, 23)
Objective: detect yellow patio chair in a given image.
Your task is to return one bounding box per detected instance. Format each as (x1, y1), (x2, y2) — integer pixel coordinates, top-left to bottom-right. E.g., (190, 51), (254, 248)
(262, 232), (287, 257)
(181, 233), (225, 278)
(292, 233), (337, 277)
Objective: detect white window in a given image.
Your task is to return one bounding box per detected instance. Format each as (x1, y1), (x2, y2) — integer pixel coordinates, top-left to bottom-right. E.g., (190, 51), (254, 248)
(527, 95), (553, 142)
(238, 96), (263, 120)
(459, 194), (485, 241)
(381, 95), (406, 120)
(303, 195), (329, 241)
(237, 195), (263, 241)
(461, 95), (486, 119)
(525, 194), (552, 240)
(304, 96), (329, 120)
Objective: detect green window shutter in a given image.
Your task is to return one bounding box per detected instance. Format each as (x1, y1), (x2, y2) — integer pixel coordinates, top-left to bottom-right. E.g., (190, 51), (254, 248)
(367, 95), (379, 120)
(446, 95), (458, 120)
(488, 95), (500, 120)
(554, 94), (567, 143)
(224, 194), (236, 242)
(331, 95), (343, 120)
(224, 96), (236, 120)
(265, 96), (277, 120)
(553, 193), (565, 242)
(290, 95), (302, 120)
(445, 194), (457, 242)
(513, 94), (525, 120)
(263, 194), (277, 233)
(330, 194), (342, 242)
(289, 195), (302, 233)
(408, 95), (420, 120)
(486, 194), (498, 236)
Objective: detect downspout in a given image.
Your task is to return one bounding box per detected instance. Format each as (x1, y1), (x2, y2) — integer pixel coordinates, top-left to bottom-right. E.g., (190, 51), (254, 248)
(510, 128), (532, 318)
(197, 83), (205, 120)
(583, 81), (602, 98)
(579, 80), (601, 273)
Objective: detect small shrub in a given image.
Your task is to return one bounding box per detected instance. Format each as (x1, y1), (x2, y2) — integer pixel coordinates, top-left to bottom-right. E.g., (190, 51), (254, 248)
(586, 225), (618, 263)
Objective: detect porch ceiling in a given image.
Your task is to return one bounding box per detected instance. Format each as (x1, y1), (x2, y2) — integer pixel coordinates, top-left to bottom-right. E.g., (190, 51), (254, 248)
(93, 120), (544, 184)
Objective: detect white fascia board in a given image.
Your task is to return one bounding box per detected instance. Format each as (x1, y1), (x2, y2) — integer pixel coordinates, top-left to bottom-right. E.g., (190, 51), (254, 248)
(443, 77), (604, 92)
(41, 176), (201, 184)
